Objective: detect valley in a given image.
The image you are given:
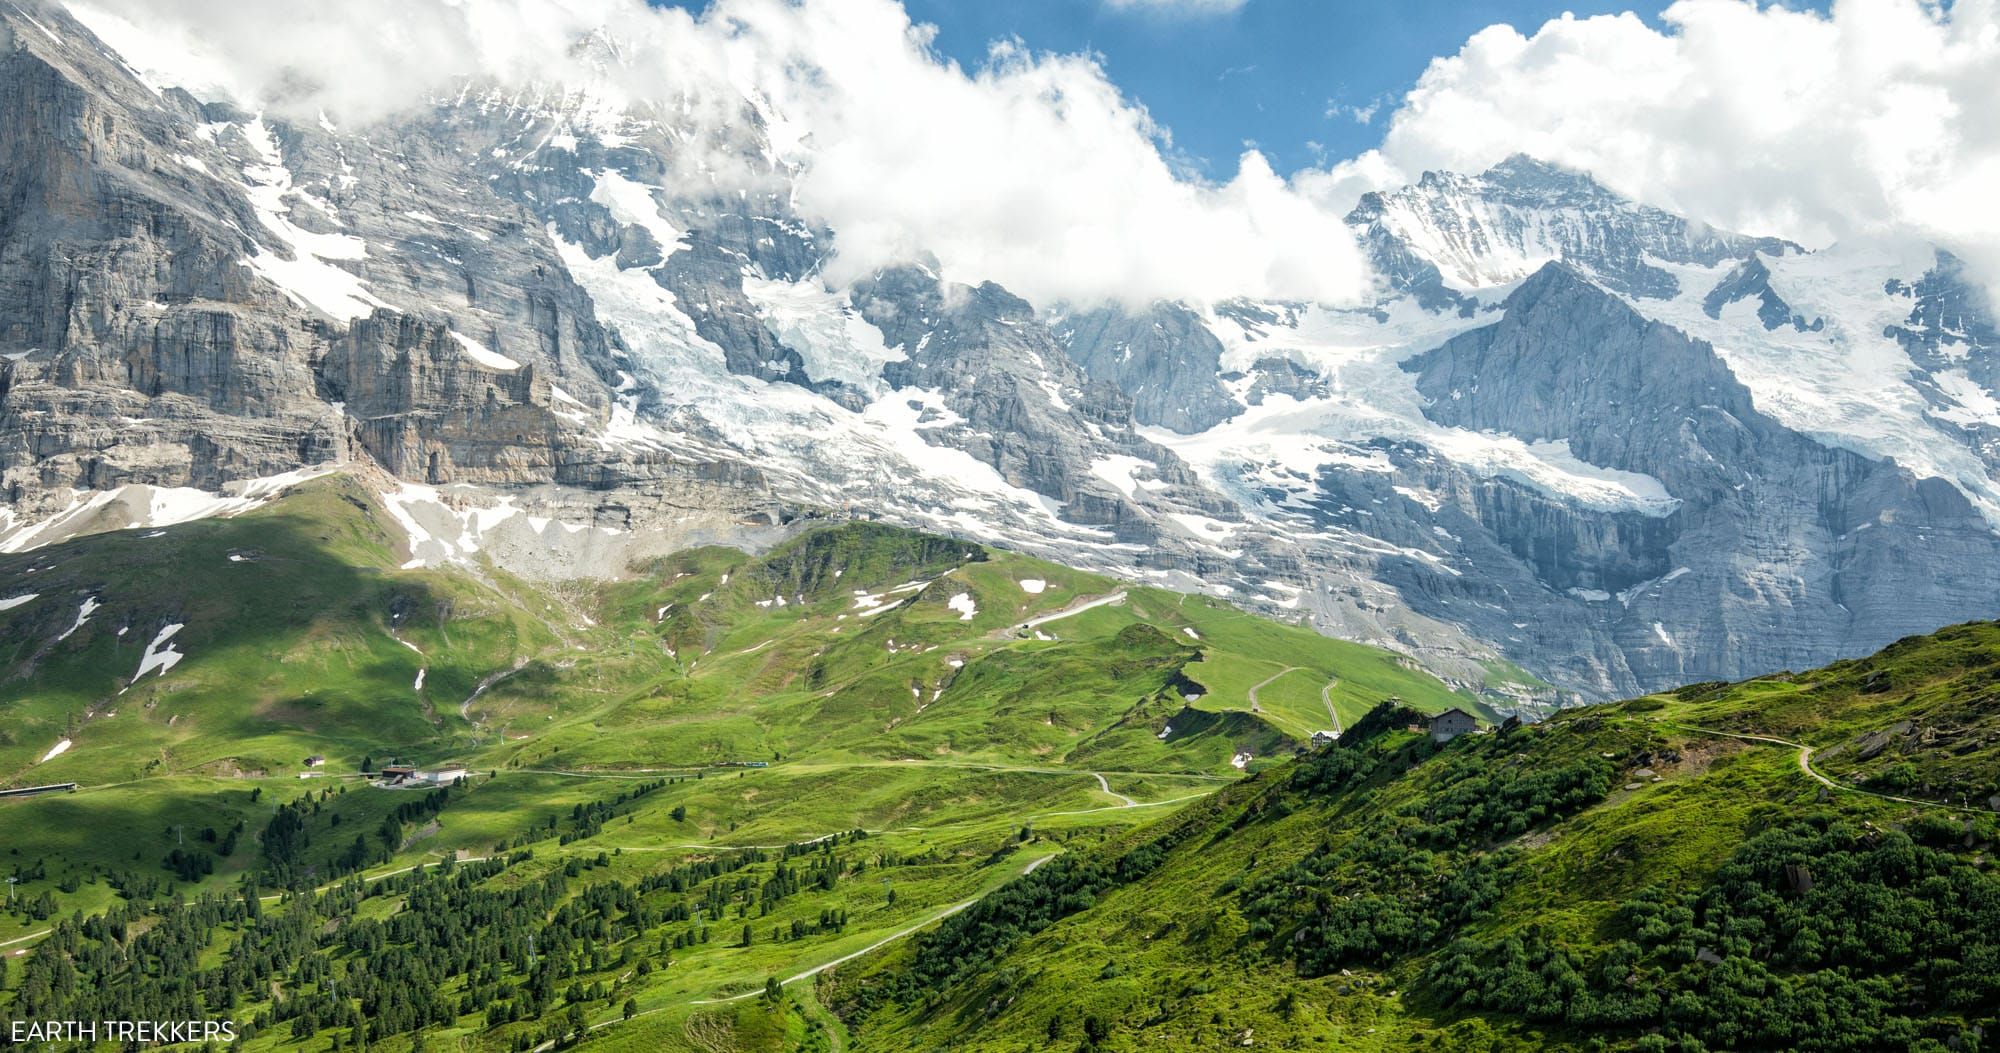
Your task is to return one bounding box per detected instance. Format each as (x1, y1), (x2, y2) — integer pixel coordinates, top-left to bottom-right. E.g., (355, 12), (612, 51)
(0, 472), (1473, 1050)
(0, 0), (1996, 1049)
(2, 471), (1994, 1051)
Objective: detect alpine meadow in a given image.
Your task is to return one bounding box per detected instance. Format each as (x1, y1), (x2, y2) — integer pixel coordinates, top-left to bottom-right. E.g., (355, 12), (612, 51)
(2, 0), (1999, 1050)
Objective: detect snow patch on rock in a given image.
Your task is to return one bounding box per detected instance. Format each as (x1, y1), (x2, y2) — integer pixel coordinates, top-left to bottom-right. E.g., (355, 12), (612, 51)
(451, 331), (521, 371)
(379, 483), (624, 576)
(56, 596), (100, 642)
(1157, 296), (1678, 518)
(134, 623), (187, 681)
(236, 115), (388, 322)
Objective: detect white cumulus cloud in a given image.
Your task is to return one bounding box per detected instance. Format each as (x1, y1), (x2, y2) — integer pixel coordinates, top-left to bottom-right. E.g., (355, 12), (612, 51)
(68, 0), (1992, 307)
(734, 6), (1365, 307)
(63, 0), (1365, 310)
(1306, 0), (2000, 290)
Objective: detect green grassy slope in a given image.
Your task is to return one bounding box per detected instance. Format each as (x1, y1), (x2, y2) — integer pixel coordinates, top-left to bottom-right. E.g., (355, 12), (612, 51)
(833, 623), (2000, 1052)
(0, 476), (1473, 789)
(0, 476), (560, 786)
(0, 473), (1483, 1050)
(510, 519), (1473, 778)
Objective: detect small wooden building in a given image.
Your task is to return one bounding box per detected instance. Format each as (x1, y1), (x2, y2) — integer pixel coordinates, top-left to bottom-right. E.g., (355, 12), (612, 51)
(1428, 707), (1479, 743)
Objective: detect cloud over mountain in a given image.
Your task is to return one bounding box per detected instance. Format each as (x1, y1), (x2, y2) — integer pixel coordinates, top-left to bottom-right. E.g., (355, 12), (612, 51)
(1308, 0), (2000, 295)
(68, 0), (1369, 310)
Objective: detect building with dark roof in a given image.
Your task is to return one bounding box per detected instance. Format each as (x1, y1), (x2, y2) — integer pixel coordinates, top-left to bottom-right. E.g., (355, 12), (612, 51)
(1428, 707), (1478, 743)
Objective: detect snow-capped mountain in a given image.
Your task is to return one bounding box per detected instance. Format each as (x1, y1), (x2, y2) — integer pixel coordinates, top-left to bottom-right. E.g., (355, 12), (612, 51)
(3, 0), (1998, 705)
(1063, 157), (2000, 696)
(1348, 155), (1799, 302)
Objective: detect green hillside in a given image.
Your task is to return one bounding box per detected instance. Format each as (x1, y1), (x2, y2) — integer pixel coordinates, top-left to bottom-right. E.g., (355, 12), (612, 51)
(831, 624), (2000, 1052)
(0, 473), (1479, 1051)
(5, 474), (1996, 1052)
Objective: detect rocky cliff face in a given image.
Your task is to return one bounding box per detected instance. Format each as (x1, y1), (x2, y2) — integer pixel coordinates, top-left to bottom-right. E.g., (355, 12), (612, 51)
(1404, 264), (2000, 687)
(0, 15), (335, 503)
(5, 0), (1999, 706)
(1052, 302), (1237, 434)
(1049, 161), (2000, 697)
(0, 1), (776, 536)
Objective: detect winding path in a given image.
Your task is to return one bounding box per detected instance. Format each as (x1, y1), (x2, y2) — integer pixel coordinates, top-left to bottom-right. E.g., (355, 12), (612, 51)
(460, 658), (529, 724)
(1092, 772), (1138, 808)
(999, 590), (1127, 639)
(1320, 679), (1344, 735)
(1655, 720), (2000, 815)
(258, 855), (493, 903)
(533, 853), (1057, 1051)
(514, 767), (705, 781)
(1245, 666), (1299, 715)
(695, 853), (1055, 1004)
(0, 928), (51, 950)
(1039, 791), (1210, 817)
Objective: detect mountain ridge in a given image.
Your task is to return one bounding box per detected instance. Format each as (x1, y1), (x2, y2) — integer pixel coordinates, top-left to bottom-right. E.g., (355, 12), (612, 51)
(4, 0), (1999, 705)
(829, 620), (2000, 1051)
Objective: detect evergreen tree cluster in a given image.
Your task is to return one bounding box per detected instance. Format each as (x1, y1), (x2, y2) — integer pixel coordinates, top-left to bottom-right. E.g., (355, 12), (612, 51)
(1424, 814), (2000, 1051)
(7, 796), (878, 1047)
(1240, 706), (1619, 975)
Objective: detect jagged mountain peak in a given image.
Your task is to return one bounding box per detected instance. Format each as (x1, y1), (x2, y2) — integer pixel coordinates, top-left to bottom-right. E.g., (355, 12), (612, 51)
(1498, 258), (1601, 305)
(10, 0), (2000, 715)
(1349, 154), (1796, 300)
(1479, 151), (1599, 189)
(1406, 153), (1612, 206)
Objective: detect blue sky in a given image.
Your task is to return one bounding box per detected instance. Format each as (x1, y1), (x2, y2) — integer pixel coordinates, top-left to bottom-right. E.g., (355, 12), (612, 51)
(902, 0), (1643, 175)
(656, 0), (1832, 180)
(897, 0), (1836, 177)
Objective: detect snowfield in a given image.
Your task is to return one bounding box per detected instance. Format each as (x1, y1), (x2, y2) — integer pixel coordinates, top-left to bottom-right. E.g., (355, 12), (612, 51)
(134, 623), (187, 681)
(742, 273), (904, 393)
(546, 215), (1138, 563)
(235, 115), (388, 322)
(1154, 296), (1682, 519)
(0, 466), (339, 554)
(1633, 245), (2000, 526)
(378, 483), (625, 575)
(451, 331), (522, 371)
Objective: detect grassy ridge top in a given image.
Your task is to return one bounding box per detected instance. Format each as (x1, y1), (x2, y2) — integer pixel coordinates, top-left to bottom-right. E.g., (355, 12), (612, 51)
(1, 474), (1472, 793)
(835, 623), (2000, 1052)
